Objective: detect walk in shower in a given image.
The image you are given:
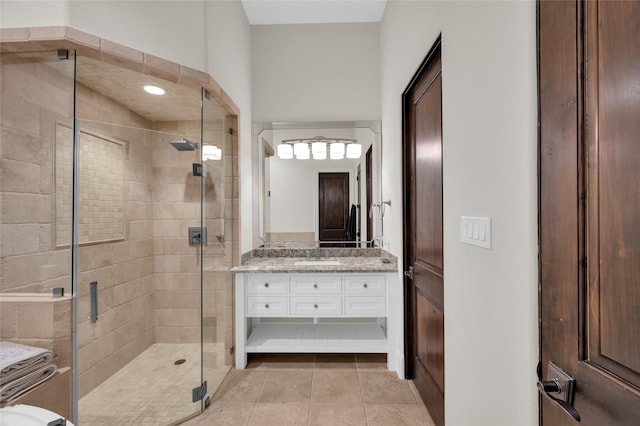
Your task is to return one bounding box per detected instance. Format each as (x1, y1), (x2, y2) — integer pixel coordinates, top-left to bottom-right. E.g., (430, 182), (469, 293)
(1, 43), (237, 425)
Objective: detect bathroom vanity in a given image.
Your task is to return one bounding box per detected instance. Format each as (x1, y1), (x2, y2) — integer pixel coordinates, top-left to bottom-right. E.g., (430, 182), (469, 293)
(232, 248), (403, 376)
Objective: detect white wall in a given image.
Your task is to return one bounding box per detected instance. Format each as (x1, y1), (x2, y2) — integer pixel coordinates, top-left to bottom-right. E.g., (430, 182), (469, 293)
(203, 1), (253, 253)
(0, 1), (69, 27)
(1, 0), (254, 252)
(251, 22), (380, 122)
(68, 1), (208, 71)
(380, 1), (538, 425)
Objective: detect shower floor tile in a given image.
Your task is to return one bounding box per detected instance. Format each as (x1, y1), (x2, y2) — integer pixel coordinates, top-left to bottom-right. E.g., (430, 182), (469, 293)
(79, 343), (230, 425)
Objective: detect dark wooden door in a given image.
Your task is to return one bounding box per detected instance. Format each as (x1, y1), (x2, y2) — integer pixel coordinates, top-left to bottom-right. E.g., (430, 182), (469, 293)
(539, 1), (640, 424)
(318, 172), (349, 243)
(403, 38), (444, 426)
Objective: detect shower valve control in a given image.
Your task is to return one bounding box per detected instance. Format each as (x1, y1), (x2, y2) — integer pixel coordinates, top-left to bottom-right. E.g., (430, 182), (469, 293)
(188, 227), (207, 246)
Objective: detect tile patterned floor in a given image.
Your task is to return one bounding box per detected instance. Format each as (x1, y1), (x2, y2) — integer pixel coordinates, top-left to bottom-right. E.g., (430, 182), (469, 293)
(182, 353), (436, 426)
(79, 343), (230, 425)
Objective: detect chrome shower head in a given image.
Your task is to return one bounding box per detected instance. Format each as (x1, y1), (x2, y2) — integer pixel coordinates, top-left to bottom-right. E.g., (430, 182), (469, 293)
(169, 139), (199, 151)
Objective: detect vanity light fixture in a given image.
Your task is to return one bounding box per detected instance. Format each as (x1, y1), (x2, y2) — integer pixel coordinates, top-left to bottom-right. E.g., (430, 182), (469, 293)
(277, 136), (361, 160)
(143, 85), (165, 95)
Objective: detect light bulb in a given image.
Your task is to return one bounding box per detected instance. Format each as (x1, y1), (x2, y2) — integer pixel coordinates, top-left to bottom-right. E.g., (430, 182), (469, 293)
(311, 141), (326, 155)
(346, 143), (362, 159)
(277, 144), (293, 159)
(295, 144), (310, 159)
(330, 142), (345, 159)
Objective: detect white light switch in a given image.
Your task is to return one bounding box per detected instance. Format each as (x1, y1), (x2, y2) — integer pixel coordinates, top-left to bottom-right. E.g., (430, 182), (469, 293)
(460, 216), (491, 249)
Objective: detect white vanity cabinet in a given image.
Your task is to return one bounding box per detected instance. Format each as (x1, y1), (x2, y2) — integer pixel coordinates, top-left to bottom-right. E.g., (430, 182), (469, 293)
(234, 272), (397, 369)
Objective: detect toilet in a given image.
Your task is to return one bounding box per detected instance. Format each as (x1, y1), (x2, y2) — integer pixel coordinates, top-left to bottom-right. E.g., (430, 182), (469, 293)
(0, 404), (75, 426)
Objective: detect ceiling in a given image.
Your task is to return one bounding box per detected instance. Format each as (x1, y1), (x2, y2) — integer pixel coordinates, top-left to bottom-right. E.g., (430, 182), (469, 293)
(73, 2), (388, 123)
(75, 56), (225, 123)
(241, 0), (387, 25)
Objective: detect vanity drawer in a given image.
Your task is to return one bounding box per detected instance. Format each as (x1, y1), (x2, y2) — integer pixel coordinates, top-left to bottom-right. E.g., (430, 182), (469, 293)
(290, 296), (342, 315)
(246, 274), (288, 294)
(344, 275), (386, 295)
(290, 275), (341, 294)
(344, 296), (386, 316)
(247, 296), (288, 316)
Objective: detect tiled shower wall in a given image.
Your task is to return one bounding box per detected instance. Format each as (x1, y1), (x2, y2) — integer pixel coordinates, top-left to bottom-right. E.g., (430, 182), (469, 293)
(0, 56), (74, 294)
(73, 82), (157, 398)
(1, 56), (237, 398)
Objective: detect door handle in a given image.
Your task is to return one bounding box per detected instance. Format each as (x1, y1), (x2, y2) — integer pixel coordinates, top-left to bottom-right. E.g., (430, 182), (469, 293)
(537, 361), (580, 422)
(404, 266), (414, 280)
(89, 281), (98, 323)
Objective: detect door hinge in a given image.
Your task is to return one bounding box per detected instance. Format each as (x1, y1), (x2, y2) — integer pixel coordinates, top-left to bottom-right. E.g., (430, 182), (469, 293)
(230, 346), (235, 355)
(228, 128), (234, 135)
(192, 381), (208, 402)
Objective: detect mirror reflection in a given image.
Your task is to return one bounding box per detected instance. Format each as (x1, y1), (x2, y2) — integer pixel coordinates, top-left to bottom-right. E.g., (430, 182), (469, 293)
(252, 121), (382, 248)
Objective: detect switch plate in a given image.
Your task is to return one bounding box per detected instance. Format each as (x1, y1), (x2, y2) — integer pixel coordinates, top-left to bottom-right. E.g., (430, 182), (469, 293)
(460, 216), (491, 249)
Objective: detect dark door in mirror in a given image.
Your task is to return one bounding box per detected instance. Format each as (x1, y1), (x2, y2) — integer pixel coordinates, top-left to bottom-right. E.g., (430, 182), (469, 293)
(319, 172), (350, 246)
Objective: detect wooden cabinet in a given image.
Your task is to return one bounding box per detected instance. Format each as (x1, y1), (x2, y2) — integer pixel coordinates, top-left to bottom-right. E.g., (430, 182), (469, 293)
(234, 272), (394, 369)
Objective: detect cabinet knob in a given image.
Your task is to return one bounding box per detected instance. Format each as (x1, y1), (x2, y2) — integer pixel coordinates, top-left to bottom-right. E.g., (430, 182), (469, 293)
(313, 283), (318, 288)
(265, 304), (269, 309)
(363, 283), (368, 288)
(314, 304), (318, 309)
(264, 283), (269, 287)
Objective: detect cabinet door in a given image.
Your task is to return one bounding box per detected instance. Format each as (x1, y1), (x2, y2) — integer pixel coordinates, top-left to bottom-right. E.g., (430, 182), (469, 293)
(246, 274), (288, 294)
(247, 296), (288, 316)
(344, 296), (386, 316)
(290, 296), (342, 316)
(344, 275), (386, 295)
(290, 275), (341, 294)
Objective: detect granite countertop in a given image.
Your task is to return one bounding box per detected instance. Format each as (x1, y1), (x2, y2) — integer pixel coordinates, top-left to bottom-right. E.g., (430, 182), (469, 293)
(231, 247), (398, 273)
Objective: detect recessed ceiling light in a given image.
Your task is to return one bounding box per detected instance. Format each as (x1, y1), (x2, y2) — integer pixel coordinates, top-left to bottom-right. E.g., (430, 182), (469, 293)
(143, 85), (165, 95)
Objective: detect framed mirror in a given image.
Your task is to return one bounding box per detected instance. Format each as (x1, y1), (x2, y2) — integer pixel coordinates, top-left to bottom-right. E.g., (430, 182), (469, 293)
(251, 121), (382, 248)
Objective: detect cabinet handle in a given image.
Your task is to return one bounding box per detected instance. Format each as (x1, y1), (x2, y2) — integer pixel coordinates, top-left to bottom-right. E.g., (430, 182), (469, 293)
(363, 283), (368, 288)
(314, 304), (318, 309)
(264, 283), (269, 288)
(265, 304), (269, 309)
(313, 283), (318, 288)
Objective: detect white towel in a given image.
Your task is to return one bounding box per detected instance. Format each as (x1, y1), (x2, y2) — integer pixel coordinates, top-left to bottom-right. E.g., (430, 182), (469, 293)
(0, 341), (53, 386)
(0, 364), (57, 402)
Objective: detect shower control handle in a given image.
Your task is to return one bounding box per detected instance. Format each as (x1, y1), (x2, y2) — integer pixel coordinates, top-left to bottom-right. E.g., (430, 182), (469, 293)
(314, 304), (318, 309)
(265, 304), (269, 309)
(264, 283), (269, 288)
(363, 283), (368, 288)
(313, 283), (318, 289)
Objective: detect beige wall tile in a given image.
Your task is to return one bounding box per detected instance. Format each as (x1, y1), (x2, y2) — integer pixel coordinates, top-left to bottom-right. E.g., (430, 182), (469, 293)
(1, 159), (41, 193)
(78, 333), (114, 375)
(78, 367), (96, 399)
(2, 192), (52, 224)
(0, 302), (17, 338)
(1, 224), (41, 256)
(16, 301), (54, 338)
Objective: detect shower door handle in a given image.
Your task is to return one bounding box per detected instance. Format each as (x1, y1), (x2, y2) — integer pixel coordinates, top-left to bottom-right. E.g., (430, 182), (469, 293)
(90, 281), (98, 323)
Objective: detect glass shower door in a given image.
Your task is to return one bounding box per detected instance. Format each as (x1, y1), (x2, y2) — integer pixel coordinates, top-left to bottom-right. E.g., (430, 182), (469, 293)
(200, 89), (235, 405)
(74, 122), (204, 425)
(0, 49), (75, 421)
